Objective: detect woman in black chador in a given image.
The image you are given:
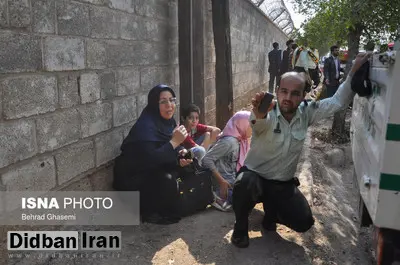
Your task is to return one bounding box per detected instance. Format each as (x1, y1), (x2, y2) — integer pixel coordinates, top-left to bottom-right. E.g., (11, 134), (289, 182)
(113, 84), (193, 225)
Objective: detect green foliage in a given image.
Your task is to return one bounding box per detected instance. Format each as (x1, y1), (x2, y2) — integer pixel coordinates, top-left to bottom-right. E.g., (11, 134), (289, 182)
(293, 9), (348, 56)
(294, 0), (400, 136)
(294, 0), (400, 53)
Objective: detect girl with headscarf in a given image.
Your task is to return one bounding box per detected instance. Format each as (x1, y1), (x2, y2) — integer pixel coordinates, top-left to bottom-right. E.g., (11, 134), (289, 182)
(113, 84), (192, 224)
(202, 111), (252, 211)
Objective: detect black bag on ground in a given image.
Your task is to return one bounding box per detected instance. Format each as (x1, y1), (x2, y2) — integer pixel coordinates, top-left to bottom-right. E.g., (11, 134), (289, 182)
(177, 163), (213, 217)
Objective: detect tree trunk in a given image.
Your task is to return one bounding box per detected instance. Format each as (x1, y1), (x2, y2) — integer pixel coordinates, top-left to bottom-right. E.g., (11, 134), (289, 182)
(331, 24), (363, 137)
(211, 0), (234, 129)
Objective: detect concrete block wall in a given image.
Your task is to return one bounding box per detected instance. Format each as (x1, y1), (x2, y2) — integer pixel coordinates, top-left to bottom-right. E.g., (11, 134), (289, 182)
(203, 0), (287, 124)
(203, 0), (216, 125)
(230, 0), (287, 112)
(0, 0), (178, 191)
(0, 0), (286, 192)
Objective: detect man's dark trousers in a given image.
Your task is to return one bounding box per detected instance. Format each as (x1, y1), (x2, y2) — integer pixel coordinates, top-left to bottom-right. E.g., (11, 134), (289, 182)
(269, 72), (280, 93)
(268, 48), (281, 93)
(232, 168), (314, 236)
(326, 81), (339, 98)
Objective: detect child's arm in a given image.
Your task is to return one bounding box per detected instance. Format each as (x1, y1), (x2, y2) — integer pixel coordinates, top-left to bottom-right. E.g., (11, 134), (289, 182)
(197, 124), (221, 141)
(206, 125), (221, 141)
(202, 139), (233, 199)
(181, 135), (197, 149)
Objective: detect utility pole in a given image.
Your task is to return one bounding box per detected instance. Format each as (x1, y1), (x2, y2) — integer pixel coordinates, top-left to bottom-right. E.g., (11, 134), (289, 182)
(211, 0), (234, 128)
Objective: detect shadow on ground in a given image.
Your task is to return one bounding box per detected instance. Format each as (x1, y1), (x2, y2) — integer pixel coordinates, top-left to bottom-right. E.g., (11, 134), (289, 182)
(87, 207), (310, 265)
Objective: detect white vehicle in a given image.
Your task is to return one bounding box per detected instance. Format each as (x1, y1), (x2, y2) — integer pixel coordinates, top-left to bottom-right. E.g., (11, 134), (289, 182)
(351, 44), (400, 265)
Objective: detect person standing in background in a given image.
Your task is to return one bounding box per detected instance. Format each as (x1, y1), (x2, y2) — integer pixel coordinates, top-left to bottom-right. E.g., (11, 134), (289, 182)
(292, 42), (319, 73)
(280, 39), (294, 75)
(288, 43), (298, 71)
(308, 47), (321, 89)
(291, 42), (319, 92)
(268, 42), (282, 93)
(323, 45), (342, 97)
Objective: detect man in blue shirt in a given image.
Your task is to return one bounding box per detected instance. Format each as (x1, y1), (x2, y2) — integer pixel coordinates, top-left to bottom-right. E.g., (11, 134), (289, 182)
(231, 53), (371, 248)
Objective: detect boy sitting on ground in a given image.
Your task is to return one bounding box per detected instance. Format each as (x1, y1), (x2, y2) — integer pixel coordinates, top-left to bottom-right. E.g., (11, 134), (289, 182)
(180, 104), (221, 162)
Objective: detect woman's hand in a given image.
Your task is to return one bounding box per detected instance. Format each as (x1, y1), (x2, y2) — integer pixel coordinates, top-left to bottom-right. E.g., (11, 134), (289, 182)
(179, 158), (193, 167)
(178, 149), (193, 167)
(170, 125), (188, 148)
(179, 149), (188, 156)
(219, 179), (232, 200)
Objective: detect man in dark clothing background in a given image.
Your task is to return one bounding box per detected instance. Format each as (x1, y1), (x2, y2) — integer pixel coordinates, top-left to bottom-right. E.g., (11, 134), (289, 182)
(280, 39), (294, 76)
(288, 43), (298, 71)
(323, 45), (342, 97)
(268, 42), (282, 93)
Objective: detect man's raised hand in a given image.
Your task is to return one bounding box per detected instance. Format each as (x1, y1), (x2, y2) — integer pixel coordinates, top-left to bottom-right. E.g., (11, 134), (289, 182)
(350, 52), (372, 75)
(251, 92), (275, 119)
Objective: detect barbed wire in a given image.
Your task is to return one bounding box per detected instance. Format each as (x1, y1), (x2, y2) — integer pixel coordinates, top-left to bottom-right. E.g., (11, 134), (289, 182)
(251, 0), (295, 35)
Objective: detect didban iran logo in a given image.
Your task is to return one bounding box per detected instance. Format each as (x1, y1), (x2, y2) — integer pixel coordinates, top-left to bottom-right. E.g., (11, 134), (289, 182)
(7, 231), (121, 251)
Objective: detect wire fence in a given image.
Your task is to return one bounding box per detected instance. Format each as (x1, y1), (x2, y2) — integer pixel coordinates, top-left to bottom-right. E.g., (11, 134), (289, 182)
(251, 0), (294, 35)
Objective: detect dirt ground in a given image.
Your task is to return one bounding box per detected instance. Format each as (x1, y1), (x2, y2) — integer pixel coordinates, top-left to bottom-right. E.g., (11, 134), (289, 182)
(4, 114), (377, 265)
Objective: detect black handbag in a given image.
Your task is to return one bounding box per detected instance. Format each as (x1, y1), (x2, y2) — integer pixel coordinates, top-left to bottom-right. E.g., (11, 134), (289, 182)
(176, 162), (214, 217)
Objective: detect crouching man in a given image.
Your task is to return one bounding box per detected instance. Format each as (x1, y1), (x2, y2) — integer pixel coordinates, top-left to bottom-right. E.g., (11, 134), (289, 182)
(231, 53), (371, 248)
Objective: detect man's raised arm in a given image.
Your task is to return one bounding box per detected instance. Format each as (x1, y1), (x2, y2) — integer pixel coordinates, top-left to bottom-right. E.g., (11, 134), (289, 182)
(308, 53), (372, 126)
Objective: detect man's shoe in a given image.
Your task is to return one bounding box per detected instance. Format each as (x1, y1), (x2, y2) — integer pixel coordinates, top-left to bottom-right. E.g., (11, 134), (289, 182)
(231, 231), (249, 248)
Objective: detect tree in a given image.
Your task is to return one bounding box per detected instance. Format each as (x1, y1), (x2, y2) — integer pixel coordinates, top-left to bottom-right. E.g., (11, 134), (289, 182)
(294, 0), (400, 137)
(293, 9), (347, 56)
